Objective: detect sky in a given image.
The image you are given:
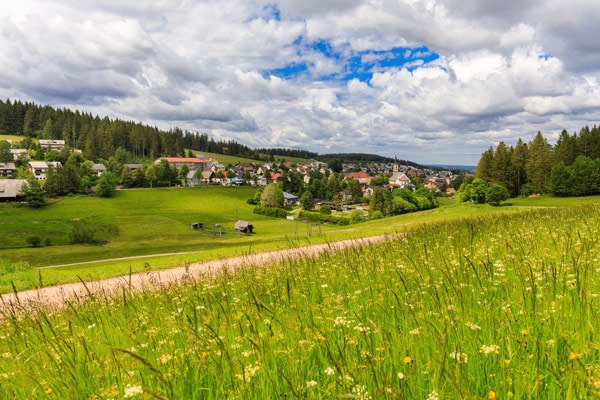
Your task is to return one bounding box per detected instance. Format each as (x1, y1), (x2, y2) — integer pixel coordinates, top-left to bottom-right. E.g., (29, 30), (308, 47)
(1, 1), (600, 165)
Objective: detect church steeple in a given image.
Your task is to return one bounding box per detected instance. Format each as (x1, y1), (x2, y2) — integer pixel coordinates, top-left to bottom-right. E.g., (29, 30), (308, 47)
(393, 155), (398, 173)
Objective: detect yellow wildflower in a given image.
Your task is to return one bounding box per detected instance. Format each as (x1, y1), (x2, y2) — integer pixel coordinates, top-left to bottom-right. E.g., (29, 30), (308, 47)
(403, 356), (413, 364)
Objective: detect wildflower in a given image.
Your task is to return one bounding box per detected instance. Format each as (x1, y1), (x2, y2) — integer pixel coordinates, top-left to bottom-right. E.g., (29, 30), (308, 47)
(449, 351), (468, 364)
(465, 322), (482, 330)
(426, 390), (439, 400)
(488, 390), (496, 399)
(45, 388), (52, 395)
(306, 380), (318, 388)
(351, 384), (372, 400)
(324, 366), (335, 376)
(480, 344), (500, 355)
(504, 359), (511, 366)
(87, 323), (96, 329)
(403, 356), (413, 364)
(397, 372), (405, 380)
(408, 327), (421, 335)
(520, 329), (528, 336)
(321, 284), (328, 288)
(124, 384), (143, 398)
(570, 352), (580, 361)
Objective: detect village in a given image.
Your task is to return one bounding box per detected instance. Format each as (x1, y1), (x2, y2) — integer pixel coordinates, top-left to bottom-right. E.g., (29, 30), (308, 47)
(0, 138), (463, 203)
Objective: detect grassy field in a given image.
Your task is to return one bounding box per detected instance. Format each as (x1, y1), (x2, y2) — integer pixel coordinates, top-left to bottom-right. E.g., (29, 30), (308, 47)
(189, 150), (312, 166)
(1, 203), (599, 398)
(1, 188), (600, 293)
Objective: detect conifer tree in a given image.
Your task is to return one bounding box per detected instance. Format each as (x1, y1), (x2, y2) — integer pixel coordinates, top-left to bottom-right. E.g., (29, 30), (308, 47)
(525, 131), (553, 194)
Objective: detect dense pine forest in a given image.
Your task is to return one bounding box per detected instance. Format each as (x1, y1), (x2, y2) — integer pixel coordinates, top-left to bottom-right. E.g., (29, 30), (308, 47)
(474, 126), (600, 197)
(0, 99), (315, 162)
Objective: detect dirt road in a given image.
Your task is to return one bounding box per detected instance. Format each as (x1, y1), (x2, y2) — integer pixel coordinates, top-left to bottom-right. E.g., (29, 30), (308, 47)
(0, 235), (394, 315)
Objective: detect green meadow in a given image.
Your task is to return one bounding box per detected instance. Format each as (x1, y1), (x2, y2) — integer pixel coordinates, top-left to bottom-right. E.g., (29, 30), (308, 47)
(1, 201), (600, 398)
(1, 187), (599, 293)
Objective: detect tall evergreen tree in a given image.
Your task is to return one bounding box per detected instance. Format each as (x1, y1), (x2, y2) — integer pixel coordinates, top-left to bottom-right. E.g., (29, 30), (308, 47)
(512, 139), (528, 196)
(525, 131), (553, 194)
(490, 141), (514, 193)
(554, 129), (577, 165)
(475, 147), (494, 181)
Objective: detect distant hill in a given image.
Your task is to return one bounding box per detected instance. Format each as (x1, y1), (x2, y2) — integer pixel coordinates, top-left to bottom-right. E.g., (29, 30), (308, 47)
(426, 164), (476, 172)
(317, 153), (427, 169)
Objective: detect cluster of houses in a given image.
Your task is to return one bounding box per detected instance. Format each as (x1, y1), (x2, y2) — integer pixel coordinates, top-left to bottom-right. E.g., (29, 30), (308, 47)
(157, 155), (458, 198)
(0, 135), (460, 202)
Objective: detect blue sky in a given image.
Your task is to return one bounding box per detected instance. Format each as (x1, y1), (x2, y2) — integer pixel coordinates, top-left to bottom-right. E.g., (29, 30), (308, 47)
(266, 39), (440, 83)
(1, 0), (600, 165)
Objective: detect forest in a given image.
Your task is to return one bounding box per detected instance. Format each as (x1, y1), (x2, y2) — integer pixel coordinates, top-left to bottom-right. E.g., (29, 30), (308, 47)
(0, 99), (312, 162)
(473, 125), (600, 197)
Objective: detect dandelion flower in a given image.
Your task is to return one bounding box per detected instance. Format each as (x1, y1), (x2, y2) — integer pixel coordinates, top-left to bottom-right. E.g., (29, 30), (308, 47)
(45, 388), (52, 395)
(488, 390), (496, 399)
(403, 356), (413, 364)
(570, 352), (580, 361)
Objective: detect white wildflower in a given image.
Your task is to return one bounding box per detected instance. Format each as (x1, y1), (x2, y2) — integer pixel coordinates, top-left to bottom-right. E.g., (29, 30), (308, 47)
(306, 380), (318, 388)
(124, 384), (143, 398)
(480, 344), (500, 355)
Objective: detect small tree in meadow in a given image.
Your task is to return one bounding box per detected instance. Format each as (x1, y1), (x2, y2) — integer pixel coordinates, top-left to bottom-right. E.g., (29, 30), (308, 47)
(486, 183), (510, 206)
(96, 171), (118, 197)
(260, 183), (284, 208)
(299, 191), (314, 210)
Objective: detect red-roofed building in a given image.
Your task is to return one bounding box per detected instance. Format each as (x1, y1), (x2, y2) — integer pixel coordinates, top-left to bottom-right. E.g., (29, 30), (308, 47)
(348, 171), (371, 185)
(154, 157), (210, 172)
(270, 173), (281, 183)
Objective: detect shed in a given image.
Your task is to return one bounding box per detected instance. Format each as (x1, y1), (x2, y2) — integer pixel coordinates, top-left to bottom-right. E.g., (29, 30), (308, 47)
(0, 179), (27, 201)
(235, 220), (254, 234)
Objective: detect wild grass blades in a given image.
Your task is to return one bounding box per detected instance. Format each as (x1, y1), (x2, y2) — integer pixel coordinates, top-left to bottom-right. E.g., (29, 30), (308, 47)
(1, 205), (600, 398)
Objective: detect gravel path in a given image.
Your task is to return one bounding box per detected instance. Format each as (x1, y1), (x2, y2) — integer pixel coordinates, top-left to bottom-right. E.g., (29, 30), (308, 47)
(0, 235), (394, 315)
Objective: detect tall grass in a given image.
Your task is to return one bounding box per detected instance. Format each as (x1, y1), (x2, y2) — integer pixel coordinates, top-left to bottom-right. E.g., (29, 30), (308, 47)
(1, 205), (600, 398)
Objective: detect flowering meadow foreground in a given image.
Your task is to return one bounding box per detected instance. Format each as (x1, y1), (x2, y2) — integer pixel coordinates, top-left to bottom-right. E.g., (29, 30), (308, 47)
(1, 205), (600, 399)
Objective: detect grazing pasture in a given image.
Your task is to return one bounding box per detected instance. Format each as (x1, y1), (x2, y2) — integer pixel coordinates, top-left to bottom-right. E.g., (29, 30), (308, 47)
(1, 204), (599, 398)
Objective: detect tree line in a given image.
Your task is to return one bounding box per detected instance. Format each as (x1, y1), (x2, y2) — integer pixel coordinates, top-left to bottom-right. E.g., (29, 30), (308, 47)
(474, 125), (600, 196)
(0, 99), (316, 163)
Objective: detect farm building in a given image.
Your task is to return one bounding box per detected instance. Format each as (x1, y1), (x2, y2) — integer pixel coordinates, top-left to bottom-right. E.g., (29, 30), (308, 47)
(235, 220), (253, 234)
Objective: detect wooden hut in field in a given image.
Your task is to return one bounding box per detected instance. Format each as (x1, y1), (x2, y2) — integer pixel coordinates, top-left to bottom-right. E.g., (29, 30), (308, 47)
(235, 220), (253, 234)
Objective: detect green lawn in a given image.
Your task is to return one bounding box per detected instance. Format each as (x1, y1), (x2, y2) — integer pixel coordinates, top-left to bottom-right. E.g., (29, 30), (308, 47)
(2, 189), (600, 293)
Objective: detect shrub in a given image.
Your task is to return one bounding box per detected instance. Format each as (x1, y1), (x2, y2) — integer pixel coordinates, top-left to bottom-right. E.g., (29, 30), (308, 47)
(26, 235), (42, 248)
(370, 210), (384, 220)
(253, 205), (288, 218)
(319, 205), (332, 215)
(298, 211), (350, 225)
(350, 210), (365, 224)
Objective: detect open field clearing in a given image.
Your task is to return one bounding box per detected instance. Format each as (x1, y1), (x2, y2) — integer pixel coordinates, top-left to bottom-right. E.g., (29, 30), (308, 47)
(1, 188), (600, 293)
(0, 204), (600, 398)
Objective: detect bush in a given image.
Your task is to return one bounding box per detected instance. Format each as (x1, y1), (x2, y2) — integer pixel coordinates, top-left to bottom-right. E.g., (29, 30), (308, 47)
(26, 235), (42, 248)
(350, 210), (365, 224)
(319, 205), (332, 215)
(253, 205), (288, 218)
(370, 211), (384, 220)
(298, 211), (350, 225)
